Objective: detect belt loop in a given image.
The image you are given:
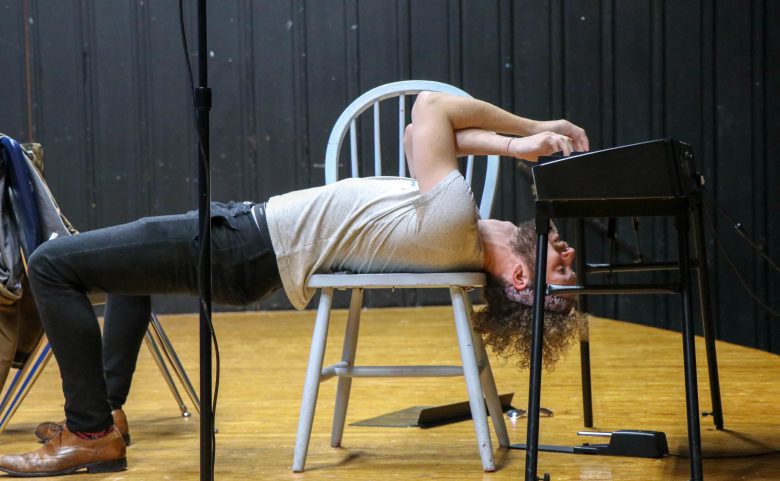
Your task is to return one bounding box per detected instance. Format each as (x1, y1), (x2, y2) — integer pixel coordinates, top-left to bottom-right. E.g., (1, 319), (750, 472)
(250, 204), (261, 230)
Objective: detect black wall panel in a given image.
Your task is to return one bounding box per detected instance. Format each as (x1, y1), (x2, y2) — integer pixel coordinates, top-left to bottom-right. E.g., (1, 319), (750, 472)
(0, 0), (777, 354)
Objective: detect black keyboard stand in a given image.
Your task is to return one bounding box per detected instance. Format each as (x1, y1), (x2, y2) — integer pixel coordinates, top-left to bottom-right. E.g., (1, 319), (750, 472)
(524, 191), (721, 481)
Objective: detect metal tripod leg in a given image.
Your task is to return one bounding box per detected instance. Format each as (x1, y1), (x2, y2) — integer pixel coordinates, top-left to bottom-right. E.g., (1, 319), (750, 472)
(692, 202), (724, 429)
(144, 330), (191, 417)
(0, 336), (53, 432)
(148, 313), (200, 415)
(0, 314), (199, 433)
(0, 366), (26, 418)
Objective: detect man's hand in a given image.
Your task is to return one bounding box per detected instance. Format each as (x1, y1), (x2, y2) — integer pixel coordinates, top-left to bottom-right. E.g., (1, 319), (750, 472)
(507, 131), (583, 162)
(532, 119), (590, 152)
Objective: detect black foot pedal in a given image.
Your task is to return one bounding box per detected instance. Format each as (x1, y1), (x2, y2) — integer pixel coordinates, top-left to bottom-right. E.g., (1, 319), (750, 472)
(511, 429), (668, 459)
(575, 430), (669, 458)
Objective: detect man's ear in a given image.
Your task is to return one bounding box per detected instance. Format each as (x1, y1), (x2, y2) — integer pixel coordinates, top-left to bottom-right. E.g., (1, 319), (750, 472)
(511, 261), (529, 291)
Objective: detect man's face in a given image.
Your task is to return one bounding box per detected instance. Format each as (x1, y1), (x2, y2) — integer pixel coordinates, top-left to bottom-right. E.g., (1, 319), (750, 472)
(545, 231), (576, 286)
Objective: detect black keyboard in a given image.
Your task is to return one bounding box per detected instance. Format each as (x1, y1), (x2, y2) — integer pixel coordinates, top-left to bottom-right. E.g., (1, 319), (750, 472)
(532, 139), (699, 202)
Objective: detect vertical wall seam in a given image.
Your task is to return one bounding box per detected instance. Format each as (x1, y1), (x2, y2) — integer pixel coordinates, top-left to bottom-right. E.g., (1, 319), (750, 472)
(499, 0), (514, 219)
(29, 0), (43, 142)
(22, 0), (34, 141)
(345, 0), (359, 99)
(752, 0), (768, 345)
(241, 0), (256, 200)
(79, 0), (98, 228)
(599, 0), (605, 146)
(135, 0), (151, 217)
(396, 0), (411, 80)
(292, 0), (310, 187)
(560, 0), (566, 117)
(548, 1), (553, 115)
(504, 0), (514, 111)
(762, 0), (773, 350)
(610, 0), (616, 146)
(449, 0), (462, 85)
(709, 0), (720, 336)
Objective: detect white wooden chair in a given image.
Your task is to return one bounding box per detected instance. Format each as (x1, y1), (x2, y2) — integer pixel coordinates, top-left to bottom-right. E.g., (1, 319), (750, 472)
(292, 80), (507, 472)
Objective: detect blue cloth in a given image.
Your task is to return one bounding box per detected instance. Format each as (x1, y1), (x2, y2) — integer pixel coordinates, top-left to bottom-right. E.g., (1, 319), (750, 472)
(0, 136), (42, 258)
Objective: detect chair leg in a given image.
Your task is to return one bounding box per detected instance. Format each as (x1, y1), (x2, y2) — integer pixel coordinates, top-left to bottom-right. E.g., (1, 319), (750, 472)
(144, 331), (190, 417)
(0, 367), (25, 419)
(148, 313), (200, 415)
(331, 288), (363, 447)
(464, 294), (509, 447)
(450, 287), (495, 472)
(0, 336), (53, 432)
(293, 288), (334, 473)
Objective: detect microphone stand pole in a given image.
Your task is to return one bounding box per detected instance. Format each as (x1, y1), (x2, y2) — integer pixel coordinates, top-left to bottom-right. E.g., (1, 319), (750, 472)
(195, 1), (214, 480)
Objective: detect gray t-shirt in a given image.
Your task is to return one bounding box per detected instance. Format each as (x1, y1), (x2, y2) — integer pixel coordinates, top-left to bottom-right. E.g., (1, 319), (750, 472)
(266, 170), (484, 309)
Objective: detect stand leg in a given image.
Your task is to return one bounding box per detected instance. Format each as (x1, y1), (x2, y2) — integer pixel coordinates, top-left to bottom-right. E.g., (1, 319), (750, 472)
(0, 338), (52, 432)
(150, 313), (200, 415)
(579, 340), (593, 426)
(676, 215), (704, 481)
(574, 218), (594, 428)
(693, 203), (724, 429)
(525, 216), (550, 481)
(144, 331), (189, 416)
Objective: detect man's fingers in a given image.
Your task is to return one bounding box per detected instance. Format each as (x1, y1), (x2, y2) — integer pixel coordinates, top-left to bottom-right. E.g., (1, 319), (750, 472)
(558, 135), (572, 156)
(572, 128), (590, 151)
(559, 136), (573, 156)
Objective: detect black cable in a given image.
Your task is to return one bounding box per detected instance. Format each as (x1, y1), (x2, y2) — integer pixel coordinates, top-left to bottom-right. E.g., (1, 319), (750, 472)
(701, 202), (780, 319)
(178, 0), (221, 475)
(631, 217), (643, 263)
(702, 186), (780, 274)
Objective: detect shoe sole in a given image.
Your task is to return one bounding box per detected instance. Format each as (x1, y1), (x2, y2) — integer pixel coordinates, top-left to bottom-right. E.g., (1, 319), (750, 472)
(36, 432), (131, 447)
(0, 457), (127, 477)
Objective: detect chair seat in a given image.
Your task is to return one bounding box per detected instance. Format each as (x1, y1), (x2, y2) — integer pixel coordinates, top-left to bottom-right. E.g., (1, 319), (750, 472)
(308, 272), (485, 289)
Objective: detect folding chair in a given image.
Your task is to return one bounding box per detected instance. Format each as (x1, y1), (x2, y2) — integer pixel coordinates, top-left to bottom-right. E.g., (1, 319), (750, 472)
(292, 80), (507, 472)
(0, 136), (199, 433)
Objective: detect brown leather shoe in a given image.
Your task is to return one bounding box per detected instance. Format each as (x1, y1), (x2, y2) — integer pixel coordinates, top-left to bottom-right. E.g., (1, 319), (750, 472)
(0, 426), (126, 476)
(34, 409), (131, 446)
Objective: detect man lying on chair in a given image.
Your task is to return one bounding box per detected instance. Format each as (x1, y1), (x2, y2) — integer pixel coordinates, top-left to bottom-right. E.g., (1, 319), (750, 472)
(0, 91), (588, 476)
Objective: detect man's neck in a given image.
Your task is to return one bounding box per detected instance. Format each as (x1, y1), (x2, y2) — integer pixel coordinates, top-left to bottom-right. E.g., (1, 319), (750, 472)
(478, 219), (518, 282)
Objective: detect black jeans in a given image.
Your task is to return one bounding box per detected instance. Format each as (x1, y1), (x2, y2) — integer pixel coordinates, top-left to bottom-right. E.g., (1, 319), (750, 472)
(27, 201), (281, 432)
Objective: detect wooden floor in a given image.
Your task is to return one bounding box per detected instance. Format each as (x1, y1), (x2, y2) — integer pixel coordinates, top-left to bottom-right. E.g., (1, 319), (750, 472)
(1, 306), (779, 480)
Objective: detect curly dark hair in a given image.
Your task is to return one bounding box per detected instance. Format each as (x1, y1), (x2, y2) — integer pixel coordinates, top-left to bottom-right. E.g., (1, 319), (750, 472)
(471, 220), (586, 370)
(472, 278), (586, 370)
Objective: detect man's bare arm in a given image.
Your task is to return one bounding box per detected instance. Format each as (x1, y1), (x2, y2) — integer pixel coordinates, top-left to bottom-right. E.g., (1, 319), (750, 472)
(452, 127), (589, 161)
(405, 127), (556, 178)
(409, 92), (589, 193)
